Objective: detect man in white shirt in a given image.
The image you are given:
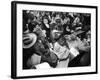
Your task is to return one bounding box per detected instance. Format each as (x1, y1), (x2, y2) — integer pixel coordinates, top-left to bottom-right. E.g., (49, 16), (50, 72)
(50, 37), (70, 68)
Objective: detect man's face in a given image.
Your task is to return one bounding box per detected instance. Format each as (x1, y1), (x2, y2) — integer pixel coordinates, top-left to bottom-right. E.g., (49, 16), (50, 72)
(58, 38), (65, 46)
(64, 17), (70, 24)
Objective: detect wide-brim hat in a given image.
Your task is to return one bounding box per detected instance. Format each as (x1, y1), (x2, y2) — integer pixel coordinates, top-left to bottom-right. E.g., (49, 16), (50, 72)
(23, 33), (37, 49)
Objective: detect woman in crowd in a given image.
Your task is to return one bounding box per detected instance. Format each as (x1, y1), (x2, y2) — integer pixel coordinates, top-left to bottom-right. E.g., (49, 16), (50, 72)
(41, 16), (50, 38)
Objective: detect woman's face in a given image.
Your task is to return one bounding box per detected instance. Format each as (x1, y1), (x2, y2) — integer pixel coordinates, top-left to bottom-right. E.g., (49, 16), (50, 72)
(43, 19), (48, 24)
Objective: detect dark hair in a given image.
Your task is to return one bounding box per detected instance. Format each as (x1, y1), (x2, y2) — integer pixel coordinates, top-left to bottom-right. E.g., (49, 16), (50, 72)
(42, 15), (50, 23)
(28, 23), (35, 32)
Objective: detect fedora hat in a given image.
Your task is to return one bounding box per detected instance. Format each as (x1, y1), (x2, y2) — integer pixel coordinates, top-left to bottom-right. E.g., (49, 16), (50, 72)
(23, 33), (37, 49)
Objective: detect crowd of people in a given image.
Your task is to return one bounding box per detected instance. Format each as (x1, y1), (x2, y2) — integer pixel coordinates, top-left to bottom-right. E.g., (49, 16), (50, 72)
(23, 10), (91, 69)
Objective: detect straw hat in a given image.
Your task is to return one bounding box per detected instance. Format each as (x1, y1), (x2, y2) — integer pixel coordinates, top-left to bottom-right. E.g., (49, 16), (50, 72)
(23, 33), (37, 49)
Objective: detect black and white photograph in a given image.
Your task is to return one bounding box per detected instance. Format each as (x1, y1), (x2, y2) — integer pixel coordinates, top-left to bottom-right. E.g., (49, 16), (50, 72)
(23, 10), (91, 69)
(11, 1), (97, 79)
